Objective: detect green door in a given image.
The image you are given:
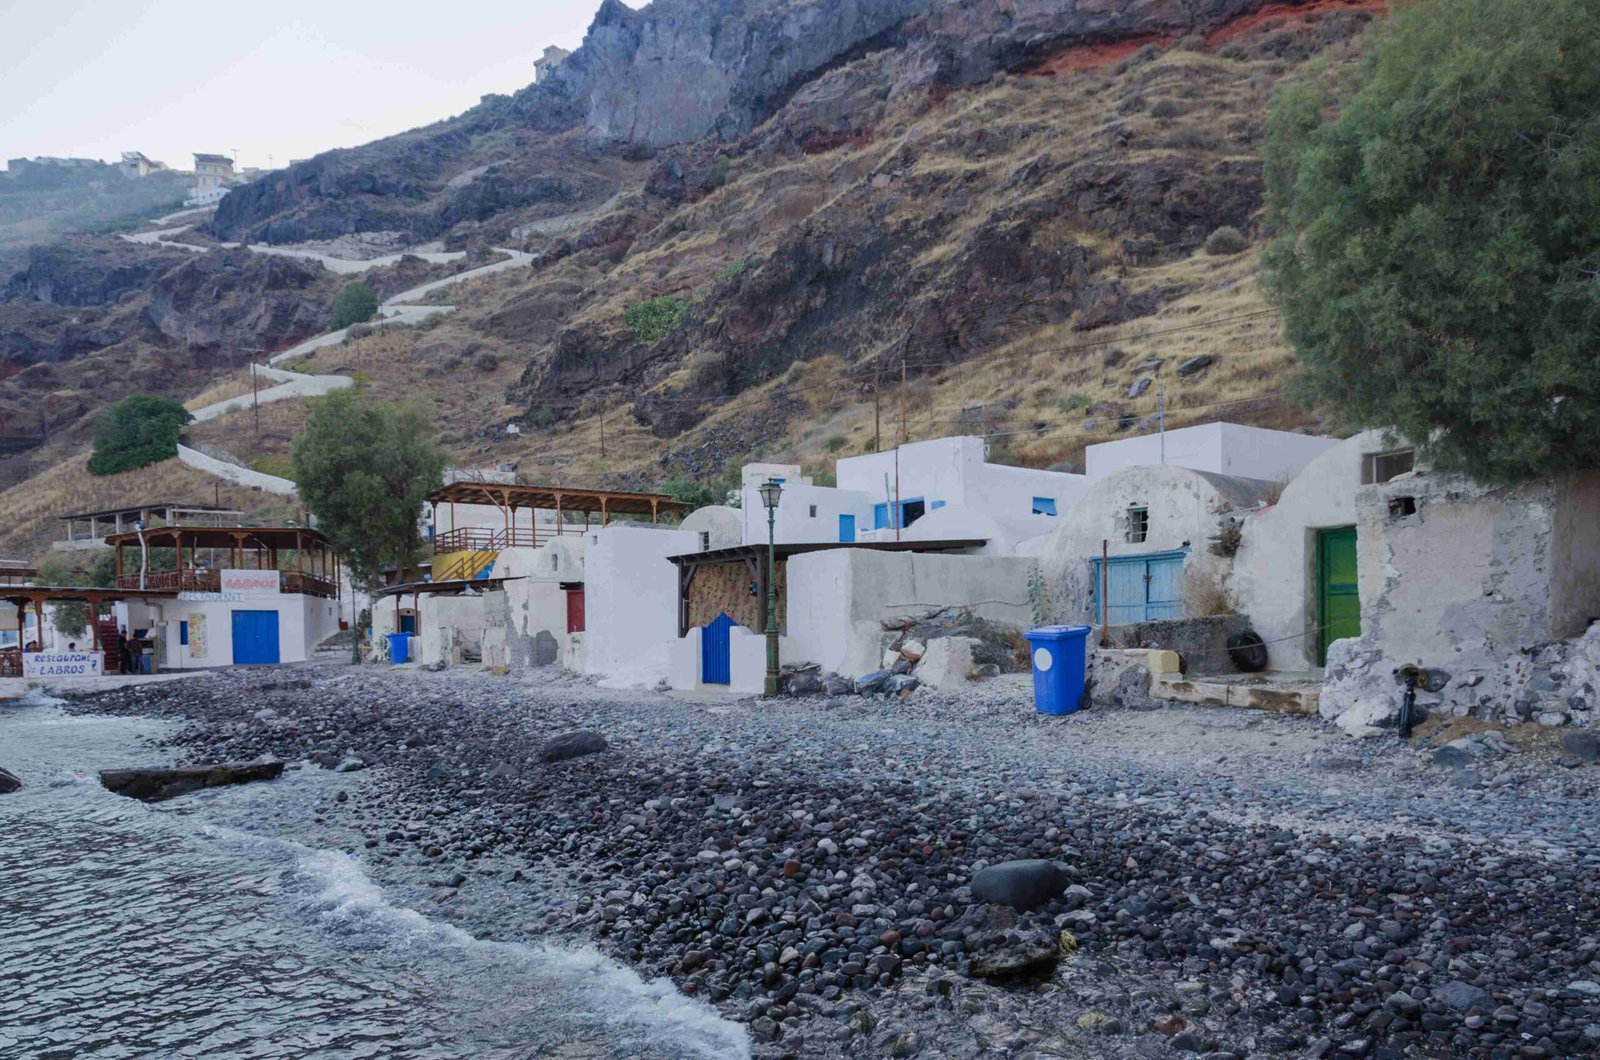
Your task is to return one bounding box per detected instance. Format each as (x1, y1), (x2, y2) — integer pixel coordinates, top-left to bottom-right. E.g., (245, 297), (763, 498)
(1317, 527), (1361, 665)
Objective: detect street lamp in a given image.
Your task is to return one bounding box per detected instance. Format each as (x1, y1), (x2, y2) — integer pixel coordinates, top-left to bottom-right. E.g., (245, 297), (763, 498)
(758, 479), (783, 697)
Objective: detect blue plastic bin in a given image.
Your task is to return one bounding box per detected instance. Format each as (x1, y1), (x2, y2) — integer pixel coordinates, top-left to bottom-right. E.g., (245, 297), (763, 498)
(387, 632), (412, 665)
(1022, 625), (1091, 715)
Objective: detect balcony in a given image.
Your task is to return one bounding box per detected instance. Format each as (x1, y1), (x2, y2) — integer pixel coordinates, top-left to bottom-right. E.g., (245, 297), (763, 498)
(117, 570), (221, 593)
(113, 569), (338, 598)
(432, 526), (542, 555)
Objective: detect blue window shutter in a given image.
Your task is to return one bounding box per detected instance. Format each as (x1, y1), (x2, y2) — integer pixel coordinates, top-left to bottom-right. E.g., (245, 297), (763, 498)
(930, 500), (945, 510)
(179, 621), (189, 646)
(873, 503), (890, 530)
(1032, 497), (1057, 516)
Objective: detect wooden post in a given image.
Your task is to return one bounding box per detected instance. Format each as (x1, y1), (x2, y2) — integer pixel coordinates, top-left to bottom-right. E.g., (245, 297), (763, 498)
(555, 492), (563, 536)
(651, 498), (659, 524)
(873, 370), (881, 453)
(1100, 539), (1110, 647)
(115, 543), (124, 582)
(35, 599), (44, 649)
(601, 496), (610, 526)
(900, 361), (908, 447)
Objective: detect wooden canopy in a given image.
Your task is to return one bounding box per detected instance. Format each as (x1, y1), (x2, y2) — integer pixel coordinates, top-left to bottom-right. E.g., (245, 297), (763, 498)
(426, 482), (691, 519)
(102, 525), (330, 551)
(102, 525), (341, 599)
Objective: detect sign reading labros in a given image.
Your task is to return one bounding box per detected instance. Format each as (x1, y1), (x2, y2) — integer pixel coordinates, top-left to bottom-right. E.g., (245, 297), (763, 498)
(22, 652), (104, 678)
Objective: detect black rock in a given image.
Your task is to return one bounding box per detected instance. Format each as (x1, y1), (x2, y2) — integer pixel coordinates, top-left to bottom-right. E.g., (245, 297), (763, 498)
(1433, 980), (1493, 1013)
(538, 730), (609, 763)
(1177, 355), (1216, 376)
(966, 930), (1060, 979)
(0, 766), (22, 793)
(855, 670), (892, 695)
(1560, 731), (1600, 764)
(970, 859), (1068, 911)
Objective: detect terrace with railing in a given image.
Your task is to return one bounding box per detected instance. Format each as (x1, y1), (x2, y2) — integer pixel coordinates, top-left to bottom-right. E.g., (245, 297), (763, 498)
(103, 525), (342, 599)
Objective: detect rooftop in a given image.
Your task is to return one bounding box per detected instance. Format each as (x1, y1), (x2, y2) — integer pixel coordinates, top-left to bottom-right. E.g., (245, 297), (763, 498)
(668, 539), (986, 566)
(61, 502), (241, 523)
(427, 482), (692, 518)
(101, 524), (330, 549)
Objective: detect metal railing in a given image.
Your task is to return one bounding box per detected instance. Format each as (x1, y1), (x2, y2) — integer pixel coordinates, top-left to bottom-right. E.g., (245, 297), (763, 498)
(432, 527), (541, 555)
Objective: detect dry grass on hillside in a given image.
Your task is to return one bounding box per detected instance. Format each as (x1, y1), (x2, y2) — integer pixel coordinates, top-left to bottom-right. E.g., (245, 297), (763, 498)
(0, 454), (283, 563)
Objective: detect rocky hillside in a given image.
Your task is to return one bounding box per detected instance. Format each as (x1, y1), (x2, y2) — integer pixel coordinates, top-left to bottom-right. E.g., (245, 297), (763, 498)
(0, 0), (1387, 558)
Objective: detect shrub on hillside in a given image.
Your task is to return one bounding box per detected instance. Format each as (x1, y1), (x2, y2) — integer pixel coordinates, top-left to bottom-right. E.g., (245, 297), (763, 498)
(1204, 226), (1249, 256)
(1149, 98), (1184, 120)
(329, 281), (379, 331)
(87, 395), (193, 476)
(624, 296), (688, 344)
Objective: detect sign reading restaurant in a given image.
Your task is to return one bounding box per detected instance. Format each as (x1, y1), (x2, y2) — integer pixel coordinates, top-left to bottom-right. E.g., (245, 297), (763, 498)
(23, 652), (104, 678)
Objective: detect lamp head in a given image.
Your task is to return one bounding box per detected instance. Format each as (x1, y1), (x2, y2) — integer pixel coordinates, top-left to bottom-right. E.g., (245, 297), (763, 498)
(758, 480), (783, 511)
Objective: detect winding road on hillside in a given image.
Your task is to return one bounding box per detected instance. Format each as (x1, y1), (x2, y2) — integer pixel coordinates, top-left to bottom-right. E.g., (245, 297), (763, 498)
(118, 209), (534, 496)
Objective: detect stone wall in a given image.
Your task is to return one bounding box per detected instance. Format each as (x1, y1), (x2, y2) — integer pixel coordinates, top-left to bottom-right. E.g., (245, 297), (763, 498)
(1102, 614), (1250, 676)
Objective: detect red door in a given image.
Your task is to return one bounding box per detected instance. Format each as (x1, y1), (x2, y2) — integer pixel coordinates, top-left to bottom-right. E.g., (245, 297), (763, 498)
(565, 589), (585, 633)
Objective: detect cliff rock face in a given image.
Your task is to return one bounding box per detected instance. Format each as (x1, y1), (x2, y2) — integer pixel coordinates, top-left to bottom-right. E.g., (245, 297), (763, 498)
(5, 239), (189, 308)
(145, 250), (333, 357)
(553, 0), (932, 144)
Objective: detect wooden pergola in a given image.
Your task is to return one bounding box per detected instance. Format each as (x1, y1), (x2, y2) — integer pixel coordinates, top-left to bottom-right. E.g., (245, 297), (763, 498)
(0, 585), (178, 676)
(426, 482), (693, 555)
(102, 525), (342, 599)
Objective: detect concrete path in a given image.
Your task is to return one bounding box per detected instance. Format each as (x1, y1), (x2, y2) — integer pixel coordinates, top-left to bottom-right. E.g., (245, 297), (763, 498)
(114, 205), (536, 496)
(0, 670), (216, 702)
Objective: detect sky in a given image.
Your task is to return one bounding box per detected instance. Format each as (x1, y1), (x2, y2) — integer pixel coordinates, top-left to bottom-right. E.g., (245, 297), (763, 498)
(0, 0), (636, 170)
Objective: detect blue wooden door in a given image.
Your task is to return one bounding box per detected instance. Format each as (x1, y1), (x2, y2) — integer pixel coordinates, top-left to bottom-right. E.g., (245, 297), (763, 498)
(1092, 551), (1188, 624)
(231, 610), (281, 665)
(838, 514), (856, 542)
(701, 613), (734, 684)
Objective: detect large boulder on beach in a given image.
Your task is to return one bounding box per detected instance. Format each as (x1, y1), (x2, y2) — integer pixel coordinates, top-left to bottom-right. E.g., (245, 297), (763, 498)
(539, 730), (609, 763)
(0, 766), (22, 794)
(967, 929), (1062, 979)
(100, 760), (284, 802)
(971, 859), (1070, 911)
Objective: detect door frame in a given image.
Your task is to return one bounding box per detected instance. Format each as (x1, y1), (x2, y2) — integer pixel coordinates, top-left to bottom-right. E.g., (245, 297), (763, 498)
(1315, 525), (1360, 666)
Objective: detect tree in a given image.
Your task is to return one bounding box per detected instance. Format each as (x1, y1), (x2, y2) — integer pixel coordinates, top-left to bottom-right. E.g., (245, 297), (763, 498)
(330, 281), (379, 331)
(290, 390), (445, 590)
(36, 551), (117, 641)
(87, 396), (193, 476)
(1261, 0), (1600, 484)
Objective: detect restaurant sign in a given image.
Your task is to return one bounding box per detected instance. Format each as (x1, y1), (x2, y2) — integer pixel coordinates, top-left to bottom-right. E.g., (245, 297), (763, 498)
(23, 651), (104, 678)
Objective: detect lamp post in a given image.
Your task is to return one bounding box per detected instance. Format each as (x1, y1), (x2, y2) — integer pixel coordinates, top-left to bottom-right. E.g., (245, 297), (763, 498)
(758, 479), (783, 697)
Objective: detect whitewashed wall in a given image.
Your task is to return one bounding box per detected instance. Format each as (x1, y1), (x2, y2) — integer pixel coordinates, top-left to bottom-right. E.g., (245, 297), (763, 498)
(740, 483), (875, 545)
(582, 525), (699, 687)
(1085, 423), (1338, 483)
(784, 549), (1033, 677)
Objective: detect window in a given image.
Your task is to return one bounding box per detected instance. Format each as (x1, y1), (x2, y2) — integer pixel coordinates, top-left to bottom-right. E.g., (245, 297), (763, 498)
(1124, 506), (1149, 544)
(930, 500), (945, 510)
(1031, 497), (1058, 517)
(809, 505), (817, 518)
(873, 503), (890, 530)
(179, 621), (189, 646)
(699, 531), (711, 551)
(1363, 448), (1415, 485)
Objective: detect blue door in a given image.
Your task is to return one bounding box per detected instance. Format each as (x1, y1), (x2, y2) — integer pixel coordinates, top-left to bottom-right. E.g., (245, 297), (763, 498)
(838, 514), (856, 542)
(701, 613), (734, 685)
(1091, 551), (1187, 624)
(231, 610), (281, 665)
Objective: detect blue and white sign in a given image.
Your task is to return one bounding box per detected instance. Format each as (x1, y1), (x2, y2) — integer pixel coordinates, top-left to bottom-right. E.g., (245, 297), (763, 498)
(22, 651), (104, 678)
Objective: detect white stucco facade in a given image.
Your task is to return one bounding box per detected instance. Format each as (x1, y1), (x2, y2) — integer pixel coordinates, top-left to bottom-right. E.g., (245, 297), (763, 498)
(582, 525), (699, 688)
(741, 481), (876, 546)
(1231, 430), (1385, 669)
(667, 622), (791, 695)
(1035, 466), (1277, 625)
(783, 549), (1033, 678)
(414, 593), (490, 667)
(115, 588), (341, 669)
(491, 540), (587, 668)
(837, 436), (1089, 528)
(1085, 423), (1338, 483)
(900, 505), (1055, 556)
(680, 505), (743, 550)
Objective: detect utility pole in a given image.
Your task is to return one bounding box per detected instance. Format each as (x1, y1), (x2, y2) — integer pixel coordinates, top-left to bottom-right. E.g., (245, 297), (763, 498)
(252, 361), (260, 437)
(1157, 385), (1166, 465)
(899, 362), (908, 446)
(598, 408), (606, 461)
(872, 370), (881, 452)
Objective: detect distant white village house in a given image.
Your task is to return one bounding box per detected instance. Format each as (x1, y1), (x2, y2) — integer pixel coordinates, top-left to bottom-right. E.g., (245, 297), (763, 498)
(187, 152), (235, 206)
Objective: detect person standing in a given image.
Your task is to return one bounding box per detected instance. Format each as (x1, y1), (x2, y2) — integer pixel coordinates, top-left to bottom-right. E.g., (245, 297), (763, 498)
(117, 628), (132, 674)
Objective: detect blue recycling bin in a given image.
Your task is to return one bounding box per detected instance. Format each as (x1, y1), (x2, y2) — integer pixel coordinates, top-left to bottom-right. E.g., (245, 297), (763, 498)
(1023, 625), (1091, 715)
(387, 632), (412, 664)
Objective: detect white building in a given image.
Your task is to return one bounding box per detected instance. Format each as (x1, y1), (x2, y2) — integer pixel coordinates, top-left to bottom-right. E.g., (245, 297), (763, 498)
(186, 152), (235, 206)
(582, 524), (700, 688)
(737, 437), (1088, 548)
(103, 525), (344, 668)
(1085, 422), (1338, 483)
